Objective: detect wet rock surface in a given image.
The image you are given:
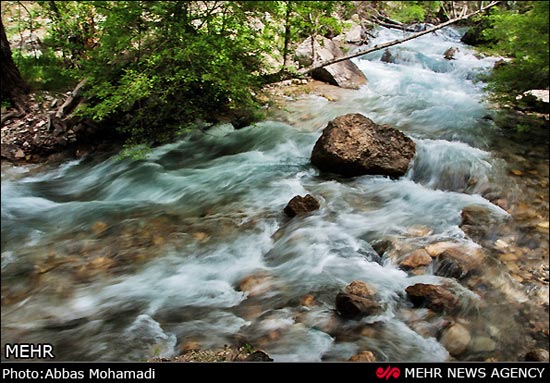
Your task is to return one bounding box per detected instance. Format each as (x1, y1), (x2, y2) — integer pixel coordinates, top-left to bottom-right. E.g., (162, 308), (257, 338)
(406, 283), (459, 313)
(311, 113), (416, 178)
(284, 194), (320, 217)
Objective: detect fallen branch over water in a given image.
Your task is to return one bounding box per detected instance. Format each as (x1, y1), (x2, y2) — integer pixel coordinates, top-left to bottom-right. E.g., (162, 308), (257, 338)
(298, 1), (500, 76)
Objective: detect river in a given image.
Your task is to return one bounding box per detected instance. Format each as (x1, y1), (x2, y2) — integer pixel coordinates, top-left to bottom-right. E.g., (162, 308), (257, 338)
(1, 26), (548, 362)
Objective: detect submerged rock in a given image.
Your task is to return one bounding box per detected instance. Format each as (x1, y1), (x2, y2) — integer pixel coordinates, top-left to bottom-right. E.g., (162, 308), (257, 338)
(238, 273), (273, 297)
(405, 283), (459, 313)
(440, 323), (471, 356)
(348, 350), (376, 362)
(284, 194), (320, 217)
(469, 336), (496, 353)
(433, 247), (484, 280)
(311, 113), (416, 178)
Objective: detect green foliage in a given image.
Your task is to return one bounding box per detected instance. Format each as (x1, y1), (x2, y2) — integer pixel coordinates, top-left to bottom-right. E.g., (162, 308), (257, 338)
(388, 1), (441, 24)
(38, 1), (275, 145)
(482, 2), (549, 104)
(12, 49), (76, 91)
(3, 1), (351, 149)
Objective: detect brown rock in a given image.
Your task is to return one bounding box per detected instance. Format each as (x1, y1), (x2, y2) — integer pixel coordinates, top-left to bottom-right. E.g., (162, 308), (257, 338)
(311, 114), (416, 178)
(244, 350), (273, 362)
(335, 292), (381, 319)
(344, 280), (377, 298)
(349, 350), (376, 362)
(443, 47), (459, 60)
(238, 273), (273, 297)
(400, 249), (432, 269)
(434, 247), (483, 280)
(181, 340), (201, 353)
(405, 283), (459, 313)
(300, 294), (317, 307)
(91, 221), (109, 235)
(525, 348), (549, 361)
(284, 194), (320, 217)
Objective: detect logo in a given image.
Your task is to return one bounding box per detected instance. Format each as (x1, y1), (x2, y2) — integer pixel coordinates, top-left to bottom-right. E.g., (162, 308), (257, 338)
(376, 366), (401, 380)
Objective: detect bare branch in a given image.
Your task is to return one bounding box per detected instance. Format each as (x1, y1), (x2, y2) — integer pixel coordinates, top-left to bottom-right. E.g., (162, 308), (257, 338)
(298, 1), (500, 76)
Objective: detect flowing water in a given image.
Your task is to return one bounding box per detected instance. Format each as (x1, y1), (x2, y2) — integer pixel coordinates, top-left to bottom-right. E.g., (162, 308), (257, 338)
(1, 27), (548, 362)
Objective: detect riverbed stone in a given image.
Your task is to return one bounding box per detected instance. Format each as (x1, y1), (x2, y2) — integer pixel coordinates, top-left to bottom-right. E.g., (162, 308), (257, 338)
(336, 281), (381, 319)
(284, 194), (320, 217)
(311, 113), (416, 178)
(405, 283), (459, 313)
(469, 336), (496, 353)
(348, 350), (376, 362)
(335, 293), (381, 319)
(238, 273), (273, 297)
(400, 249), (432, 269)
(525, 348), (549, 361)
(440, 323), (471, 356)
(344, 280), (377, 297)
(434, 247), (484, 280)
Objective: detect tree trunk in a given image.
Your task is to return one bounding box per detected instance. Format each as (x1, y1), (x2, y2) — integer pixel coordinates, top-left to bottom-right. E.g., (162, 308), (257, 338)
(282, 1), (292, 69)
(0, 19), (30, 111)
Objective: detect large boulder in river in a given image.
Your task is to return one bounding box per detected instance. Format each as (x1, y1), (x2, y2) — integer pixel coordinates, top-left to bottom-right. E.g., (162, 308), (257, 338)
(294, 36), (367, 89)
(311, 113), (416, 178)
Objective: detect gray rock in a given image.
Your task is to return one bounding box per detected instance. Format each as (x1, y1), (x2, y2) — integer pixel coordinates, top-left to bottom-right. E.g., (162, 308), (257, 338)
(311, 113), (416, 178)
(294, 36), (367, 89)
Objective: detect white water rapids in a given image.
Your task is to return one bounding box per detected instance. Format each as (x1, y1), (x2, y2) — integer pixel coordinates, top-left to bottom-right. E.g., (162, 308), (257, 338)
(1, 26), (545, 362)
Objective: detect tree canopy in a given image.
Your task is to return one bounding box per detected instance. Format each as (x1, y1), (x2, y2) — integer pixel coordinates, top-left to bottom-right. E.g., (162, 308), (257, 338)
(2, 1), (547, 148)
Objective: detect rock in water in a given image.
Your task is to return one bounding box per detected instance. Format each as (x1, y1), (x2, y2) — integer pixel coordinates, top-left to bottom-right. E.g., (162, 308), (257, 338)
(440, 323), (471, 356)
(405, 283), (459, 313)
(381, 49), (395, 63)
(311, 113), (416, 178)
(335, 293), (381, 319)
(400, 249), (433, 269)
(349, 350), (376, 362)
(443, 47), (459, 60)
(335, 280), (381, 319)
(284, 194), (320, 217)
